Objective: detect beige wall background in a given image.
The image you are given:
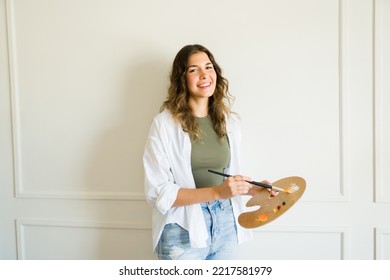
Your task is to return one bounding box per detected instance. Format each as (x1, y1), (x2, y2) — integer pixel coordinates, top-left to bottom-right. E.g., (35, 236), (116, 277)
(1, 0), (389, 259)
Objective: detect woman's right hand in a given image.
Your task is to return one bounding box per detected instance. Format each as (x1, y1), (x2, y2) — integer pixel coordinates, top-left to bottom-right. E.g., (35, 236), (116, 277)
(174, 175), (254, 207)
(215, 175), (253, 199)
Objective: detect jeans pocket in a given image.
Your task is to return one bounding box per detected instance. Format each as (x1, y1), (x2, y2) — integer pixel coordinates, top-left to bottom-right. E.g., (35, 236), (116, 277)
(157, 223), (191, 259)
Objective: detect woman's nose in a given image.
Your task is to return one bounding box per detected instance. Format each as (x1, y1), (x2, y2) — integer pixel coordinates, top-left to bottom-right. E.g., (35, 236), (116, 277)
(199, 70), (207, 79)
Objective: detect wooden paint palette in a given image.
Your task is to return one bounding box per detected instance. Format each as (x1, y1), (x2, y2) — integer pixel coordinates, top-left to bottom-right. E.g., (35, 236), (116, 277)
(238, 176), (306, 228)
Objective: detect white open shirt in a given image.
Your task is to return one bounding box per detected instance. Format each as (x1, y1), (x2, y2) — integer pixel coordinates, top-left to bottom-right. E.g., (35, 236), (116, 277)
(143, 110), (253, 251)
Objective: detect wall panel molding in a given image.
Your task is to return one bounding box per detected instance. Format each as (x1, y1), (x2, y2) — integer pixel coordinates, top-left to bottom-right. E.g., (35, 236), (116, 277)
(375, 227), (390, 259)
(374, 0), (390, 203)
(5, 0), (145, 201)
(338, 0), (349, 202)
(16, 191), (146, 201)
(16, 219), (152, 260)
(256, 226), (349, 259)
(240, 225), (349, 259)
(5, 0), (23, 198)
(6, 0), (348, 202)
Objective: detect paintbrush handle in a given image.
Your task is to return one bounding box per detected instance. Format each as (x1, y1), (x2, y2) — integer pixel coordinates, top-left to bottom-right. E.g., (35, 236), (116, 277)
(208, 169), (274, 189)
(207, 169), (233, 178)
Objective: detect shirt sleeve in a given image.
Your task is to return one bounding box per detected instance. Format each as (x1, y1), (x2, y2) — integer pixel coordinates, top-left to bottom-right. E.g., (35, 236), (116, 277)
(143, 118), (181, 215)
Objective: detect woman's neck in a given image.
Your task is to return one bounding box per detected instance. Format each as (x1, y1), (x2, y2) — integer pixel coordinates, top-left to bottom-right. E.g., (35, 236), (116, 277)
(189, 98), (209, 117)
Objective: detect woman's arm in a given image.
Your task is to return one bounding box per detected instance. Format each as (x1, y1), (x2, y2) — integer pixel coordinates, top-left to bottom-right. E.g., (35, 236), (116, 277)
(173, 176), (253, 207)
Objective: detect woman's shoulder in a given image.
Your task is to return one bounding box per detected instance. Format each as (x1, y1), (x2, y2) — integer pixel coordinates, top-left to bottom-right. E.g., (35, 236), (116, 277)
(226, 112), (241, 130)
(151, 109), (178, 129)
(153, 109), (173, 122)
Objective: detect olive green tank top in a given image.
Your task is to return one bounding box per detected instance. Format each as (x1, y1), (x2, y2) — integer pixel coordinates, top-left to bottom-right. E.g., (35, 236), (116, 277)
(191, 116), (230, 188)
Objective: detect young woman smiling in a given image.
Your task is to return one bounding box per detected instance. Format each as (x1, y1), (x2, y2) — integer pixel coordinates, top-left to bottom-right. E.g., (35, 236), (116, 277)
(143, 44), (268, 260)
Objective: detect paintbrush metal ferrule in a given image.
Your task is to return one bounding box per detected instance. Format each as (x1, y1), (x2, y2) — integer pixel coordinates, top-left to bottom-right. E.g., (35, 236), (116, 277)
(270, 185), (287, 192)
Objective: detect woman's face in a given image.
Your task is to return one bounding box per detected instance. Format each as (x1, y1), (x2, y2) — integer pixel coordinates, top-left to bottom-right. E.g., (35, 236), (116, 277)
(185, 52), (217, 102)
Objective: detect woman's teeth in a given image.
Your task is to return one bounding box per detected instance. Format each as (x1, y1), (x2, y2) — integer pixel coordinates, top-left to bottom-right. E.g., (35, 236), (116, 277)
(198, 83), (211, 88)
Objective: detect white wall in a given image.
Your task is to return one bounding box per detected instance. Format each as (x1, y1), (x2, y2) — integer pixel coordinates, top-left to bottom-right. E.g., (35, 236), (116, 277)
(0, 0), (389, 260)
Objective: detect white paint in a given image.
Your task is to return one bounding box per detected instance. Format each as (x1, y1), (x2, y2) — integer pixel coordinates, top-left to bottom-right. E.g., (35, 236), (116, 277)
(287, 184), (300, 194)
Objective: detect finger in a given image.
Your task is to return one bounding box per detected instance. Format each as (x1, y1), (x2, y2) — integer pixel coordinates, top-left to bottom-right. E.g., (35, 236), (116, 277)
(242, 187), (252, 194)
(261, 180), (271, 185)
(238, 184), (252, 194)
(267, 189), (279, 196)
(233, 175), (252, 182)
(236, 181), (253, 189)
(227, 177), (236, 182)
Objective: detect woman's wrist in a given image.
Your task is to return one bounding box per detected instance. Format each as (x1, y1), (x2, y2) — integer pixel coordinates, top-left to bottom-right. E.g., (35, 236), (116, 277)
(212, 184), (224, 200)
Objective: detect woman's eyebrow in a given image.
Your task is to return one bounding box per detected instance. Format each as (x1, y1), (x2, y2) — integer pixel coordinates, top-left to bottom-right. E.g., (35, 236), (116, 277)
(187, 62), (213, 69)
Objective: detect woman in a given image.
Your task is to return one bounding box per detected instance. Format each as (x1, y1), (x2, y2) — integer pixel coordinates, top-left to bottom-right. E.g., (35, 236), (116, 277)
(143, 44), (267, 260)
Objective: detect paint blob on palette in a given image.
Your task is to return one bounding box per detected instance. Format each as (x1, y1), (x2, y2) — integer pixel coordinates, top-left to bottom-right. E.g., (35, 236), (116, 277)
(287, 183), (300, 194)
(238, 176), (306, 228)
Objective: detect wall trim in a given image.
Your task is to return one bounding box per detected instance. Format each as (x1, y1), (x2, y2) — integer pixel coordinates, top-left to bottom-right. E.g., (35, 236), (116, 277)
(16, 191), (146, 201)
(6, 0), (348, 201)
(253, 225), (350, 259)
(375, 227), (390, 259)
(5, 0), (146, 201)
(374, 0), (390, 203)
(15, 218), (152, 260)
(338, 0), (349, 201)
(5, 0), (23, 199)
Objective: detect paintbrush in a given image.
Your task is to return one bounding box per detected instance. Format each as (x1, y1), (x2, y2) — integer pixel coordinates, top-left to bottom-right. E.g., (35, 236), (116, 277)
(208, 169), (289, 193)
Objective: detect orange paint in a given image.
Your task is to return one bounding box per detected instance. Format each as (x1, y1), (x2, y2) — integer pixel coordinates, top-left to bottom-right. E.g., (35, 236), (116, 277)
(256, 214), (269, 222)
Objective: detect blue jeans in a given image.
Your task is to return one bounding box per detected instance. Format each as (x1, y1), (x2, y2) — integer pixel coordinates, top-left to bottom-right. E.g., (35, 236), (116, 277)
(156, 199), (238, 260)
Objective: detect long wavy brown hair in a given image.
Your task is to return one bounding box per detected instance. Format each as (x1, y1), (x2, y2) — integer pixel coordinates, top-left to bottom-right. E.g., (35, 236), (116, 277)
(161, 44), (234, 142)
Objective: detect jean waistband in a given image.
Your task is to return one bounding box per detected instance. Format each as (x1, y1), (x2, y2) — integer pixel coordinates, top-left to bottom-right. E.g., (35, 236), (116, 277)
(201, 199), (231, 209)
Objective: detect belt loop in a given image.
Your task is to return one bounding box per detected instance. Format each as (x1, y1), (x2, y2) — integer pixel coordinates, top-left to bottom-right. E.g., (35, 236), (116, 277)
(220, 199), (225, 210)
